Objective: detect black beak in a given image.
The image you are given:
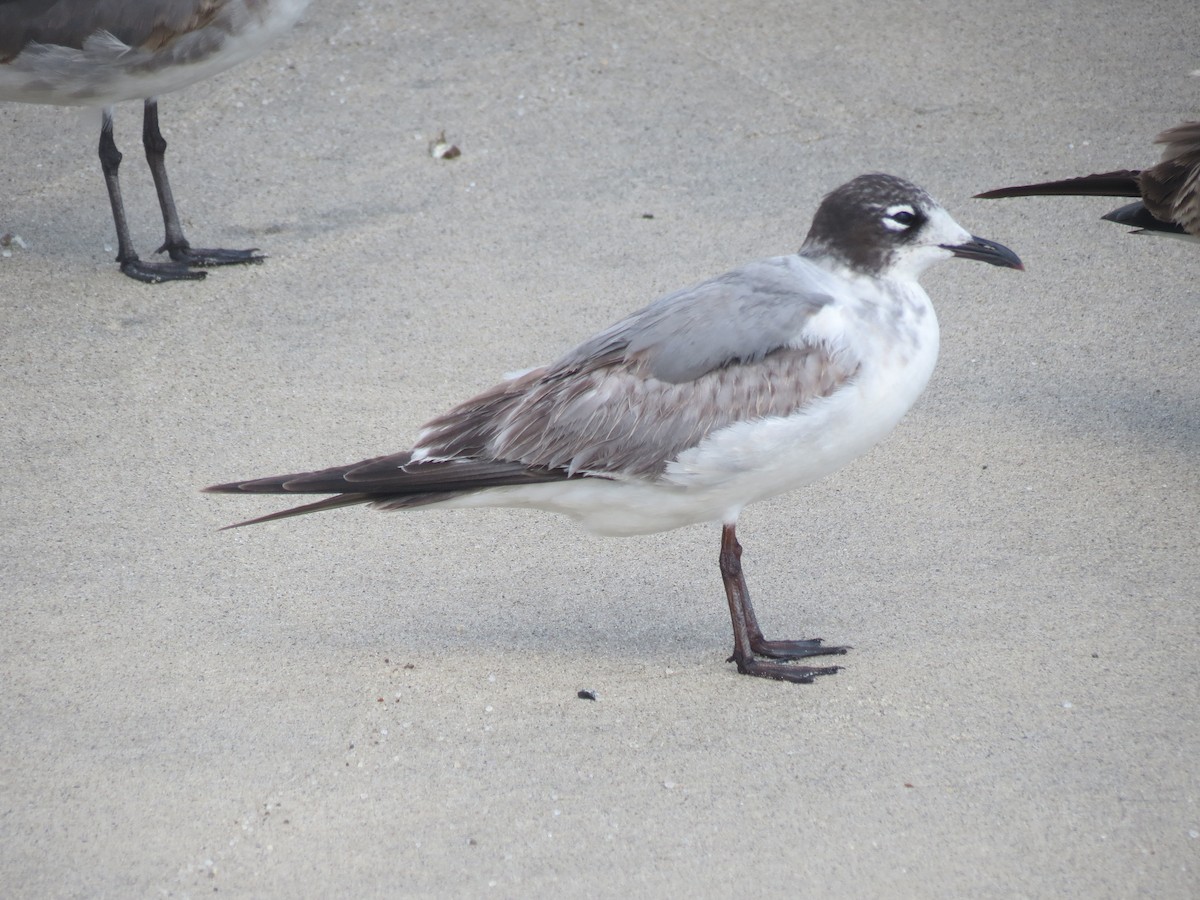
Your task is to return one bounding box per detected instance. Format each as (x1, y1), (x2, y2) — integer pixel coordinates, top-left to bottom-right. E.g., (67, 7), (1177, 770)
(942, 235), (1024, 270)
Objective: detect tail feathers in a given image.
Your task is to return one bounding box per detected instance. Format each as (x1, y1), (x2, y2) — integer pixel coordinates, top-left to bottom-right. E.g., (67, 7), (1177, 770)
(974, 170), (1142, 200)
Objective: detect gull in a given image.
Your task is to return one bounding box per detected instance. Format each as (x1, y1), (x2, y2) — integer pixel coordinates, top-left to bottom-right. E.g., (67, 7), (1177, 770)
(0, 0), (311, 283)
(975, 121), (1200, 242)
(207, 174), (1023, 684)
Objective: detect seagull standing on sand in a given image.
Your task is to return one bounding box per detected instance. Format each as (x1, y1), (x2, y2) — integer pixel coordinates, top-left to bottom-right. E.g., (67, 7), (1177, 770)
(208, 174), (1023, 684)
(0, 0), (311, 282)
(975, 121), (1200, 242)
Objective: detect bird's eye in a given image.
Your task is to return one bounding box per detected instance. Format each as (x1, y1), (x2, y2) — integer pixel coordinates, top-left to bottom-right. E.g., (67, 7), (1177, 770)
(889, 210), (916, 226)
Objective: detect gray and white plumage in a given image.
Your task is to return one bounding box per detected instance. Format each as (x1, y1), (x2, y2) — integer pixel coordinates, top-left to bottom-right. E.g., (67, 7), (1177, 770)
(0, 0), (311, 282)
(975, 121), (1200, 242)
(207, 174), (1023, 684)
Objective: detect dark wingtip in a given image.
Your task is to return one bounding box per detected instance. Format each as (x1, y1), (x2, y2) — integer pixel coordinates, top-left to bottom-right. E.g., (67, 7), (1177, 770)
(973, 186), (1023, 200)
(1100, 201), (1188, 236)
(203, 482), (246, 494)
(973, 171), (1143, 200)
(206, 492), (374, 531)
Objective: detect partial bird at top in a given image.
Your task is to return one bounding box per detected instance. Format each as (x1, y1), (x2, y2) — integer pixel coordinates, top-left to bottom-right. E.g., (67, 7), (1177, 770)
(0, 0), (312, 283)
(974, 121), (1200, 242)
(206, 174), (1023, 685)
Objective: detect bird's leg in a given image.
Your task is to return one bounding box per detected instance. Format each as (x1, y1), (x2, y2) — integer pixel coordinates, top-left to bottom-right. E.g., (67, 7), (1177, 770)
(99, 108), (200, 284)
(142, 98), (264, 268)
(98, 109), (136, 265)
(719, 523), (845, 683)
(740, 557), (850, 661)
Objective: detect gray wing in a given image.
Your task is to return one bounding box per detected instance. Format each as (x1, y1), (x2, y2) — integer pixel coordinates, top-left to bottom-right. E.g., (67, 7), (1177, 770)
(0, 1), (227, 56)
(557, 256), (836, 383)
(206, 255), (859, 526)
(207, 337), (857, 527)
(417, 256), (858, 479)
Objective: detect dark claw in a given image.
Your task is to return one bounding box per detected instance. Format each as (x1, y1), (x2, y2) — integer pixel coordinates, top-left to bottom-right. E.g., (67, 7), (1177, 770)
(718, 523), (850, 684)
(730, 655), (843, 684)
(159, 244), (265, 267)
(120, 256), (206, 284)
(750, 637), (851, 660)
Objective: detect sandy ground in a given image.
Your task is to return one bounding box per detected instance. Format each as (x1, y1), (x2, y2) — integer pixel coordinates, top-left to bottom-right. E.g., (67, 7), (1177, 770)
(1, 1), (1198, 896)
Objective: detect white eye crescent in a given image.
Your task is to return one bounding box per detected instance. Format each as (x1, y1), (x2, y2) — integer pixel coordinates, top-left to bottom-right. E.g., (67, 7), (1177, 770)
(882, 204), (919, 231)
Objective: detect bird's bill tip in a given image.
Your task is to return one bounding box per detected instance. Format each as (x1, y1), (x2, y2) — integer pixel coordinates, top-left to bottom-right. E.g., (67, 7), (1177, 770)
(942, 236), (1024, 270)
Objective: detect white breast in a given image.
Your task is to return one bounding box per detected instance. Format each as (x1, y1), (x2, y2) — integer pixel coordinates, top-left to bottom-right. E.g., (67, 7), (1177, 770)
(663, 276), (940, 512)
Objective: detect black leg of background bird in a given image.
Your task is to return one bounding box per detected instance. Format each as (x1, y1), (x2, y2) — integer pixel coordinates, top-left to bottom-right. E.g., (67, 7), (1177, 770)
(142, 98), (264, 269)
(719, 523), (845, 683)
(98, 108), (201, 284)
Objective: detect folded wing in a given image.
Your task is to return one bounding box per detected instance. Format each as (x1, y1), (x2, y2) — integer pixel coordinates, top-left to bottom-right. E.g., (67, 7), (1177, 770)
(207, 256), (860, 525)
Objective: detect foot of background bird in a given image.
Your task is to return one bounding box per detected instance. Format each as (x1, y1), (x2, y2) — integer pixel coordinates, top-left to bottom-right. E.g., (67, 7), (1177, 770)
(119, 256), (206, 284)
(159, 243), (264, 267)
(728, 653), (842, 684)
(750, 636), (851, 661)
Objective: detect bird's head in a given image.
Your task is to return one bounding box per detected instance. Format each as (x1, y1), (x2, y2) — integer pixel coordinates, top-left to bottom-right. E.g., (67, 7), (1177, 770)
(800, 173), (1023, 280)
